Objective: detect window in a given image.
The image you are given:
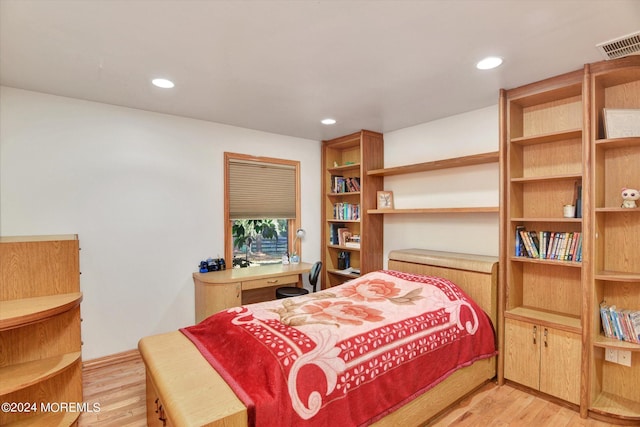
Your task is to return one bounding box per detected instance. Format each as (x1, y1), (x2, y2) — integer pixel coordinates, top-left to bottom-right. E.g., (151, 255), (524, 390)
(224, 153), (300, 266)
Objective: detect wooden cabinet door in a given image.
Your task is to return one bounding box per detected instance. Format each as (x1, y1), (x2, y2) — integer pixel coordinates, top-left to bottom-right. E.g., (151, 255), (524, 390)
(540, 327), (581, 405)
(194, 281), (241, 323)
(504, 318), (540, 390)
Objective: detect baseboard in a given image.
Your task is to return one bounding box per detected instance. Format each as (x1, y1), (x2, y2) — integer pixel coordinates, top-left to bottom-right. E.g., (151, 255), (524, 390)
(82, 348), (141, 372)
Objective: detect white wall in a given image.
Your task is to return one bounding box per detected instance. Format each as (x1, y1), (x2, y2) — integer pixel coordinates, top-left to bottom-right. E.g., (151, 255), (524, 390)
(382, 106), (500, 263)
(0, 87), (321, 360)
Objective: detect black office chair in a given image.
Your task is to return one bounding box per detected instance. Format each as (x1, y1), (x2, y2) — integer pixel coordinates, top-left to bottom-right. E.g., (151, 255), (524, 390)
(276, 261), (322, 299)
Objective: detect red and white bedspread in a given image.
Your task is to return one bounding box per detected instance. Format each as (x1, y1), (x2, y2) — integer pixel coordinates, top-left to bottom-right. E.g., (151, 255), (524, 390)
(181, 270), (496, 427)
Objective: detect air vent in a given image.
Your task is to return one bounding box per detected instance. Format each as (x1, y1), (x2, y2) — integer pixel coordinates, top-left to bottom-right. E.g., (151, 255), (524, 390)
(597, 31), (640, 60)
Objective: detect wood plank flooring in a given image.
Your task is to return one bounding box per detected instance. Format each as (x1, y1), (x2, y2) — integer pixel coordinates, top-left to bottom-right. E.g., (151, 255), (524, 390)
(79, 351), (620, 426)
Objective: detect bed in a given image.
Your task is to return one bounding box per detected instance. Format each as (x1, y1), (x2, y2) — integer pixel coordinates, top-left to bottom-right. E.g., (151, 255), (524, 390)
(138, 249), (499, 426)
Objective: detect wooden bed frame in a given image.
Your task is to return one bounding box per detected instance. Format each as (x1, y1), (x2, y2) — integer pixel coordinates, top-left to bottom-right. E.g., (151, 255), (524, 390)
(138, 249), (499, 426)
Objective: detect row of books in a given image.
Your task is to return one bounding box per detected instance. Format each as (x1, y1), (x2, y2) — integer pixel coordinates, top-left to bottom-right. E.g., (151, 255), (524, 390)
(345, 234), (361, 249)
(515, 227), (582, 262)
(331, 175), (361, 193)
(333, 202), (360, 220)
(600, 302), (640, 344)
(329, 224), (356, 247)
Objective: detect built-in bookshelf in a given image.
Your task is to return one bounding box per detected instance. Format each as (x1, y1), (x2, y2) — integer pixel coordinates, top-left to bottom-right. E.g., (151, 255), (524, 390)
(321, 130), (383, 288)
(501, 56), (640, 422)
(588, 57), (640, 421)
(500, 69), (586, 408)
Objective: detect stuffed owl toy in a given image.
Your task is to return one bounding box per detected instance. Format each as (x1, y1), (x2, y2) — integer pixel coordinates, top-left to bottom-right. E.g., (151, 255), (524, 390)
(621, 188), (639, 208)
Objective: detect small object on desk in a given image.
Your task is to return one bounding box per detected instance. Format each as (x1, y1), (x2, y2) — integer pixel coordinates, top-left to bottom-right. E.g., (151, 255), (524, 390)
(199, 261), (209, 273)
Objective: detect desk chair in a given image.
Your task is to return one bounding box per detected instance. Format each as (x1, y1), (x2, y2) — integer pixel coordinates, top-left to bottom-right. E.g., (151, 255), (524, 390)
(276, 261), (322, 299)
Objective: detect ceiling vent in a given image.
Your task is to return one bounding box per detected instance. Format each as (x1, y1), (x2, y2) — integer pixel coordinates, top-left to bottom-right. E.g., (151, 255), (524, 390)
(597, 31), (640, 60)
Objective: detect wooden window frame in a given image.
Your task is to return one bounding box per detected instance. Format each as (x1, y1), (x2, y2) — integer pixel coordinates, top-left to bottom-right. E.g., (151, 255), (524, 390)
(224, 152), (301, 264)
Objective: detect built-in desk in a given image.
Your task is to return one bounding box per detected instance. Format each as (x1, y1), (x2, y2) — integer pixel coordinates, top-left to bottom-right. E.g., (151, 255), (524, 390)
(193, 262), (313, 323)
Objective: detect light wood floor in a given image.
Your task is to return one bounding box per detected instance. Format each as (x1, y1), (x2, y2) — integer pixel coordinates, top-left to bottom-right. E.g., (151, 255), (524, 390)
(79, 351), (621, 427)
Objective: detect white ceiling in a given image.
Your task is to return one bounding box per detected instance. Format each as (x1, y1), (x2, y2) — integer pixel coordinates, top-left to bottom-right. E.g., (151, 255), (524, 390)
(1, 0), (639, 141)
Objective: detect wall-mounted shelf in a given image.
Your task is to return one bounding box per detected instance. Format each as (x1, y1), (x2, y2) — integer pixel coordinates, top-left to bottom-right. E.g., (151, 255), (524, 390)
(366, 151), (499, 215)
(367, 151), (498, 177)
(368, 206), (498, 214)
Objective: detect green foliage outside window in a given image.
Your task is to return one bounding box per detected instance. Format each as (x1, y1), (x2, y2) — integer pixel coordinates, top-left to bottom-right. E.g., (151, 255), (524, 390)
(232, 219), (289, 266)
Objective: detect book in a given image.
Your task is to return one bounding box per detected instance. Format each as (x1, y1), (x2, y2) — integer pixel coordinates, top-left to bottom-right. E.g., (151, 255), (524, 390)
(609, 305), (623, 340)
(539, 231), (548, 259)
(568, 232), (580, 261)
(337, 228), (351, 246)
(519, 229), (534, 258)
(330, 223), (345, 245)
(525, 231), (538, 258)
(621, 310), (636, 343)
(515, 226), (525, 257)
(547, 231), (560, 259)
(600, 302), (613, 338)
(630, 311), (640, 342)
(575, 233), (583, 262)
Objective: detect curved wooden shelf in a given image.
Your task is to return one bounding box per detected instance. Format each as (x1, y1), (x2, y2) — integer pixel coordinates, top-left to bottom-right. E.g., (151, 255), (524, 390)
(0, 351), (81, 395)
(368, 206), (498, 214)
(0, 293), (83, 331)
(595, 136), (640, 149)
(591, 391), (640, 421)
(595, 207), (640, 213)
(367, 151), (498, 177)
(593, 335), (640, 351)
(5, 410), (81, 427)
(595, 271), (640, 282)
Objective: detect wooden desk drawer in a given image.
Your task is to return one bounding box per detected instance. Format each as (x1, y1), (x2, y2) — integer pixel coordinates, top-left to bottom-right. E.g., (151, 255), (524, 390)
(242, 274), (298, 290)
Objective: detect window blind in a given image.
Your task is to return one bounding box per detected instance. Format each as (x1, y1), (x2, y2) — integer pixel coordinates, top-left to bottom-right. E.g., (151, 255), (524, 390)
(228, 159), (297, 219)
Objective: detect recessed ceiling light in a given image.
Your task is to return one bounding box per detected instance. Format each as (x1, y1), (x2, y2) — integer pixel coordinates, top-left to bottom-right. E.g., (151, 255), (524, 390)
(476, 56), (503, 70)
(152, 78), (175, 88)
(321, 118), (336, 125)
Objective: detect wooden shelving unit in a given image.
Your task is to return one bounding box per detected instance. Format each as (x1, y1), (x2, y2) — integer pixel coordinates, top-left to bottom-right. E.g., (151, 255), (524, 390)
(588, 57), (640, 421)
(500, 68), (586, 409)
(0, 235), (83, 426)
(501, 56), (640, 422)
(321, 130), (384, 288)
